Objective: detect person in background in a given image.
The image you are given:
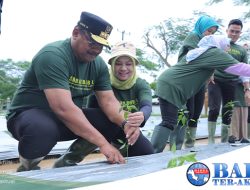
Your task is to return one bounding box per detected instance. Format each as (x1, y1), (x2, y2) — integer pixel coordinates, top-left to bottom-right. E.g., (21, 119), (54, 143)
(243, 44), (250, 140)
(245, 44), (250, 140)
(53, 41), (154, 168)
(6, 12), (145, 172)
(207, 19), (249, 144)
(151, 34), (250, 153)
(229, 42), (250, 144)
(170, 15), (219, 149)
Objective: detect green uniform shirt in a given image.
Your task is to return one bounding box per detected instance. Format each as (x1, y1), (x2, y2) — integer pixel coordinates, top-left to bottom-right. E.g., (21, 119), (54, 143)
(214, 42), (248, 82)
(227, 43), (249, 107)
(7, 39), (111, 120)
(177, 32), (201, 62)
(156, 48), (239, 109)
(112, 78), (152, 110)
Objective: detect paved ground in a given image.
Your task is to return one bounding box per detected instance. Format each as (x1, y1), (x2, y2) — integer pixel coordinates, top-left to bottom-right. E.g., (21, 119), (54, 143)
(1, 143), (248, 190)
(2, 108), (248, 190)
(0, 107), (222, 161)
(0, 106), (222, 174)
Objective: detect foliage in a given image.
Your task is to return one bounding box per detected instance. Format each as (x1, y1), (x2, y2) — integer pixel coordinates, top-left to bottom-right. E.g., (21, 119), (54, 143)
(143, 14), (217, 68)
(150, 81), (157, 91)
(207, 0), (250, 19)
(143, 17), (193, 67)
(0, 59), (31, 108)
(136, 49), (159, 71)
(118, 103), (138, 162)
(207, 0), (250, 43)
(166, 109), (197, 168)
(177, 109), (189, 127)
(167, 143), (197, 169)
(223, 100), (237, 118)
(207, 0), (250, 5)
(142, 12), (226, 68)
(167, 153), (197, 168)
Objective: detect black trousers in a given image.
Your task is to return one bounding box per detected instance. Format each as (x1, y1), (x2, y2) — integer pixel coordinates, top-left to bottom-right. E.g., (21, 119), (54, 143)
(186, 85), (206, 128)
(158, 97), (179, 130)
(7, 108), (153, 159)
(208, 79), (237, 125)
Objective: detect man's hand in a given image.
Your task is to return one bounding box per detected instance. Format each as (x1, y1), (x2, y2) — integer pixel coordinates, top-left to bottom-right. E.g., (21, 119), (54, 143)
(99, 143), (125, 164)
(122, 111), (144, 145)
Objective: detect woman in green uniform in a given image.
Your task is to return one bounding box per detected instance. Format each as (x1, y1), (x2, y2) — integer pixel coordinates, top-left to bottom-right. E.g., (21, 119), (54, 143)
(151, 35), (250, 153)
(170, 15), (219, 150)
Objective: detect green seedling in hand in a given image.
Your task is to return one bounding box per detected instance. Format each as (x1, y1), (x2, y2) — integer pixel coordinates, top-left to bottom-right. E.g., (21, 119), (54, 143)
(118, 103), (138, 162)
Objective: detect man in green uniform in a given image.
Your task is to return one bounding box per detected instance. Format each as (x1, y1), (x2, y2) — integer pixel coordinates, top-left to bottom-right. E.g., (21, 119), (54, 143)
(6, 12), (145, 172)
(229, 40), (250, 143)
(207, 19), (249, 144)
(53, 42), (154, 167)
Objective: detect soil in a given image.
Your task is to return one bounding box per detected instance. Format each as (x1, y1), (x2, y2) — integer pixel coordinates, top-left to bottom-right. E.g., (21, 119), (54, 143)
(0, 138), (220, 174)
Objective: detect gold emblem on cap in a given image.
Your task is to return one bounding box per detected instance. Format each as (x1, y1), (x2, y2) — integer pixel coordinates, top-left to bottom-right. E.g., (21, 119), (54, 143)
(100, 32), (110, 40)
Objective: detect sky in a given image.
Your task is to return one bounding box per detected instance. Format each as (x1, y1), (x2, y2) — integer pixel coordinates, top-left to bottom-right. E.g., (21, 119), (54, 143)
(0, 0), (248, 62)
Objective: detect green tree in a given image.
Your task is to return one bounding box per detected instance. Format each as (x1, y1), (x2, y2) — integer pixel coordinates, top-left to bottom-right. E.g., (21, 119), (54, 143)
(136, 48), (158, 71)
(0, 71), (18, 100)
(143, 17), (192, 67)
(207, 0), (250, 19)
(0, 59), (31, 104)
(142, 13), (223, 68)
(207, 0), (250, 44)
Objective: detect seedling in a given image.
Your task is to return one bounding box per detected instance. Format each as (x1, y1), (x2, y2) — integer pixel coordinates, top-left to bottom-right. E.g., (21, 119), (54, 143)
(118, 103), (138, 162)
(177, 109), (189, 127)
(167, 152), (197, 168)
(223, 100), (237, 118)
(167, 109), (197, 168)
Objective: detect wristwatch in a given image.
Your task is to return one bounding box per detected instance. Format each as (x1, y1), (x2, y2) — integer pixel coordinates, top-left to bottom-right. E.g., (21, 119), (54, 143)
(244, 88), (250, 92)
(120, 120), (128, 130)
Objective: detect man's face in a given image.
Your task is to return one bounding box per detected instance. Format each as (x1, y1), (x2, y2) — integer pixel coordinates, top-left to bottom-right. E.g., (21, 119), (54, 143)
(226, 24), (242, 43)
(72, 28), (104, 62)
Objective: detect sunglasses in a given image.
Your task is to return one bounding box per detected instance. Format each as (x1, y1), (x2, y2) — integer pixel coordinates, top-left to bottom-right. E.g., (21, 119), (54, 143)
(82, 30), (103, 49)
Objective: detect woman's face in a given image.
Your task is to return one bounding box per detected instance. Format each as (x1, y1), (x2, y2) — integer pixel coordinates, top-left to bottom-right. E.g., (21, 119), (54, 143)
(203, 26), (217, 36)
(114, 56), (134, 81)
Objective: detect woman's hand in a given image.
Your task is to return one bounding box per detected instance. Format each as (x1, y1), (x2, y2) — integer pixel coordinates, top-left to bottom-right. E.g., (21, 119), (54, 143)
(127, 111), (144, 127)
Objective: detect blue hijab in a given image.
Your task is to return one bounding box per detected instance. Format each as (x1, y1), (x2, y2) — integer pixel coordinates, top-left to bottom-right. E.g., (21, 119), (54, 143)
(193, 15), (219, 38)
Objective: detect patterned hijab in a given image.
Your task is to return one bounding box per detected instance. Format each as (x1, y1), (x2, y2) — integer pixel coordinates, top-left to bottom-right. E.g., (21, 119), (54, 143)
(186, 35), (231, 62)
